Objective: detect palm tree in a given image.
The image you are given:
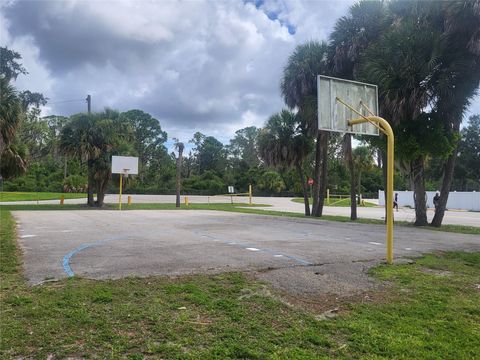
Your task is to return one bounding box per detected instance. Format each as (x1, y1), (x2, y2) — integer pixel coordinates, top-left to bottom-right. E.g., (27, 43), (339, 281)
(257, 110), (312, 216)
(429, 0), (480, 226)
(173, 138), (184, 208)
(0, 77), (26, 178)
(60, 110), (129, 207)
(60, 113), (98, 206)
(281, 41), (330, 217)
(358, 3), (445, 226)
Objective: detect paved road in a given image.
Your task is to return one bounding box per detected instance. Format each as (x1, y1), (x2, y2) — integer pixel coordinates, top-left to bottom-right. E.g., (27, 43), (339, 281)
(6, 194), (480, 227)
(15, 210), (480, 288)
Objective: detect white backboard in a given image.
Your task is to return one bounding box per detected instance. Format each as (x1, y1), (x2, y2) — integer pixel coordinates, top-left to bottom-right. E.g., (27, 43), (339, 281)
(112, 156), (139, 175)
(228, 186), (234, 194)
(318, 75), (379, 136)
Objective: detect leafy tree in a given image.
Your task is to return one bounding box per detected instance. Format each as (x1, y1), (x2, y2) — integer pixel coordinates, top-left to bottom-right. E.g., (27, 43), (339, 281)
(258, 110), (312, 215)
(281, 41), (330, 217)
(353, 145), (375, 202)
(0, 47), (27, 82)
(257, 171), (286, 194)
(228, 126), (260, 168)
(119, 110), (168, 181)
(190, 134), (226, 175)
(454, 115), (480, 190)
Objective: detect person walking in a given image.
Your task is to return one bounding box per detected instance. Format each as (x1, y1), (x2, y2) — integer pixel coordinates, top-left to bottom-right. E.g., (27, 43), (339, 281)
(433, 192), (440, 211)
(393, 192), (399, 212)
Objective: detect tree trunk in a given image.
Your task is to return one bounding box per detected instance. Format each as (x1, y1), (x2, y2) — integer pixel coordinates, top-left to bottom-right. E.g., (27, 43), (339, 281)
(357, 171), (362, 205)
(317, 131), (329, 217)
(175, 145), (184, 208)
(431, 147), (458, 227)
(95, 177), (109, 207)
(63, 155), (67, 180)
(87, 160), (95, 206)
(311, 133), (322, 216)
(345, 134), (357, 220)
(410, 156), (428, 226)
(295, 161), (310, 216)
(431, 118), (461, 227)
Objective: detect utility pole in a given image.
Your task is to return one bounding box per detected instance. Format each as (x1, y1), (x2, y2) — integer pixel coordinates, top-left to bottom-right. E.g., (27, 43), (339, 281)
(86, 94), (91, 114)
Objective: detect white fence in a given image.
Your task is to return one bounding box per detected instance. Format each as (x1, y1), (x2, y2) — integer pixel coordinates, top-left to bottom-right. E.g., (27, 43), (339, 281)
(378, 190), (480, 211)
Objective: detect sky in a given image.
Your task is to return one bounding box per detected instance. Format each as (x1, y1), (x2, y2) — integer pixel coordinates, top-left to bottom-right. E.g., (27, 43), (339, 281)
(1, 0), (479, 150)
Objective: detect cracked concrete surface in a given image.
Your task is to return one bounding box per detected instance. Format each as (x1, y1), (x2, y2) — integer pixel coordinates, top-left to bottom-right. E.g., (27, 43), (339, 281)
(14, 210), (480, 295)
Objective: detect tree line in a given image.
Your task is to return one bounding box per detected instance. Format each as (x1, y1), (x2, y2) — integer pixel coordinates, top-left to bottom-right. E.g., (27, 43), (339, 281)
(1, 0), (479, 227)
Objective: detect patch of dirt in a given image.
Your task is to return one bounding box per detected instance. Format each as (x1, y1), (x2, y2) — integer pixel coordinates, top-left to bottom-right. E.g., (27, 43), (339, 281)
(246, 259), (401, 315)
(419, 268), (453, 277)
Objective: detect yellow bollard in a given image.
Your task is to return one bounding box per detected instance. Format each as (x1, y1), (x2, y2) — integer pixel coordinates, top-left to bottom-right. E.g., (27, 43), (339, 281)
(249, 184), (253, 205)
(185, 196), (189, 207)
(119, 173), (123, 210)
(128, 195), (132, 206)
(60, 195), (65, 205)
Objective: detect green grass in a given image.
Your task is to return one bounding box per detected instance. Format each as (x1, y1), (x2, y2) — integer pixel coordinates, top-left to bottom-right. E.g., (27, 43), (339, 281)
(1, 209), (479, 358)
(0, 191), (87, 202)
(1, 201), (479, 235)
(292, 197), (376, 207)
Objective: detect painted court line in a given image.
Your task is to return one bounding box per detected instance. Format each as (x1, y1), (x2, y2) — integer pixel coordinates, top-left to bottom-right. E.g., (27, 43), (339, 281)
(62, 236), (124, 277)
(20, 234), (36, 238)
(368, 242), (382, 246)
(194, 230), (312, 266)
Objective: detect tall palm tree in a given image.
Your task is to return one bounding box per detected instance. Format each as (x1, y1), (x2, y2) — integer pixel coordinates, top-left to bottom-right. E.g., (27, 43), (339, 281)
(281, 41), (330, 217)
(174, 138), (184, 208)
(257, 110), (312, 216)
(329, 0), (392, 222)
(60, 113), (98, 206)
(429, 0), (480, 226)
(358, 3), (444, 226)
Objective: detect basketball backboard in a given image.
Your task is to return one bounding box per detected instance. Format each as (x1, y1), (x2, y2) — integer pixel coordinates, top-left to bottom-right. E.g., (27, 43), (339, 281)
(317, 75), (379, 136)
(112, 156), (139, 175)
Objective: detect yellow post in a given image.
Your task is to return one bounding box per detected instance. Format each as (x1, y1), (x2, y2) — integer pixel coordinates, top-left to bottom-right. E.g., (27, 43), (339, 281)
(249, 184), (252, 205)
(119, 173), (123, 210)
(60, 195), (65, 205)
(185, 196), (189, 207)
(349, 116), (394, 264)
(327, 188), (330, 205)
(128, 195), (132, 206)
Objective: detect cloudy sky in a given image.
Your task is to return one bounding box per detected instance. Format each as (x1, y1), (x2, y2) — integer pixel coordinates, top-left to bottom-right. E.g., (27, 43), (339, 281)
(1, 0), (479, 147)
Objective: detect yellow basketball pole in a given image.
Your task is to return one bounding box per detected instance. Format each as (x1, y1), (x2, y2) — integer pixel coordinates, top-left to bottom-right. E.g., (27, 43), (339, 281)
(119, 173), (123, 211)
(349, 116), (394, 264)
(249, 184), (252, 205)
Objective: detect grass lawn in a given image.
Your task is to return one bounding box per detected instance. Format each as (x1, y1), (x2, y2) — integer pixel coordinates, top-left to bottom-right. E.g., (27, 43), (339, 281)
(1, 209), (479, 358)
(0, 191), (87, 202)
(292, 197), (376, 207)
(1, 202), (479, 235)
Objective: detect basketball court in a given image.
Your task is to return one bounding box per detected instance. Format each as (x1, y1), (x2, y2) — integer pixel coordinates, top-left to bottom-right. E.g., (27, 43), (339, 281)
(15, 210), (480, 286)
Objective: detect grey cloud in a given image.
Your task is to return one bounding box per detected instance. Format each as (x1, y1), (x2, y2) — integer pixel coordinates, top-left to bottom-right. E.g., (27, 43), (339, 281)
(2, 0), (343, 141)
(4, 0), (160, 73)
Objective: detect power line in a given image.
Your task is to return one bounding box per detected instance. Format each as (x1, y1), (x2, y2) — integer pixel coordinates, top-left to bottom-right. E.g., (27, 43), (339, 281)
(47, 98), (85, 105)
